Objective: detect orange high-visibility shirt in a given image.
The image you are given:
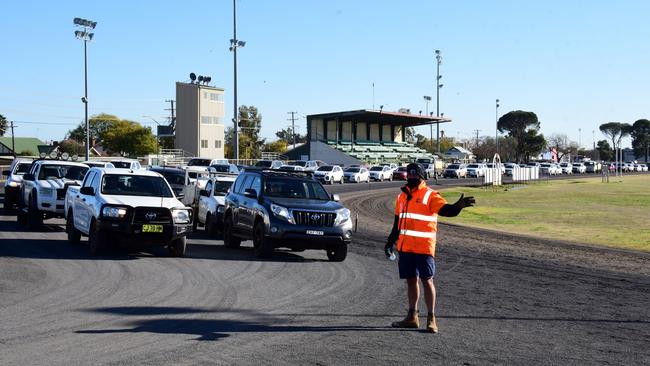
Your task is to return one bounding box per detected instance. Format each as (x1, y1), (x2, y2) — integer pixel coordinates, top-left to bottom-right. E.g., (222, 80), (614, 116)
(394, 181), (447, 256)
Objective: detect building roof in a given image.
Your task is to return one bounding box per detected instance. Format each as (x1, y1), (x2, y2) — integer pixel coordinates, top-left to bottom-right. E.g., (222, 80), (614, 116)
(0, 137), (45, 155)
(446, 146), (474, 155)
(307, 109), (452, 127)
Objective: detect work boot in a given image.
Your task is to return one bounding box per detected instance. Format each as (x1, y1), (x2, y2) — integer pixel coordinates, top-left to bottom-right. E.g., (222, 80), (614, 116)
(426, 313), (438, 333)
(391, 309), (419, 328)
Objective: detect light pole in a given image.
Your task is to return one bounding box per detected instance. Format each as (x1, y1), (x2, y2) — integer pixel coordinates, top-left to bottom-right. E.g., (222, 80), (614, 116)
(230, 0), (245, 161)
(74, 17), (97, 161)
(495, 99), (500, 155)
(578, 128), (582, 151)
(423, 95), (432, 143)
(435, 50), (443, 153)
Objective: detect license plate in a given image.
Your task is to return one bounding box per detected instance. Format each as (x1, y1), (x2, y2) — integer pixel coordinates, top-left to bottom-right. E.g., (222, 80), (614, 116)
(142, 224), (163, 233)
(306, 230), (324, 236)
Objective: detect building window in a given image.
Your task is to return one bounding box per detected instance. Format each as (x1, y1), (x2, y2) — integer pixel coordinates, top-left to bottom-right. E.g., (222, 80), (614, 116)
(215, 140), (222, 148)
(210, 93), (223, 102)
(201, 116), (223, 124)
(201, 140), (208, 148)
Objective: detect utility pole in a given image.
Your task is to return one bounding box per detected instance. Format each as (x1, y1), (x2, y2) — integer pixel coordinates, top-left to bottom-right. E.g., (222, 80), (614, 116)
(287, 112), (298, 149)
(435, 50), (443, 153)
(10, 121), (16, 158)
(165, 99), (176, 131)
(495, 99), (500, 155)
(473, 129), (481, 149)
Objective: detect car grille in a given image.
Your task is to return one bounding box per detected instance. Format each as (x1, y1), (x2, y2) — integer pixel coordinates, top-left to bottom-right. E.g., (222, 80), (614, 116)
(57, 189), (66, 200)
(293, 211), (335, 227)
(133, 207), (172, 224)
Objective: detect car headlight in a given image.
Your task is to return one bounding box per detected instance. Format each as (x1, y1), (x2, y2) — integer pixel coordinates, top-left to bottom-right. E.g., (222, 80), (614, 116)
(172, 209), (191, 224)
(7, 181), (18, 187)
(271, 203), (294, 224)
(40, 188), (55, 196)
(217, 205), (225, 213)
(102, 206), (128, 219)
(334, 208), (351, 225)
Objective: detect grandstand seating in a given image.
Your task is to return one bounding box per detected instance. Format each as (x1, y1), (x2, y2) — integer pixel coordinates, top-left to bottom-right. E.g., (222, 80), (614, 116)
(320, 140), (430, 164)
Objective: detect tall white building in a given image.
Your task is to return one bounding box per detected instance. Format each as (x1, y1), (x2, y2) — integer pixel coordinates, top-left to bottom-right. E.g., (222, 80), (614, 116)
(175, 82), (225, 158)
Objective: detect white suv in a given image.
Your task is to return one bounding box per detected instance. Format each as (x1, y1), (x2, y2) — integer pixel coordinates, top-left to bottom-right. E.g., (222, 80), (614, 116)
(313, 165), (345, 184)
(368, 165), (393, 181)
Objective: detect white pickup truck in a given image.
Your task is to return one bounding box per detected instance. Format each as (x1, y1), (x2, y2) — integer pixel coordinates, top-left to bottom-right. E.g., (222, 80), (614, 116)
(196, 174), (237, 236)
(18, 159), (89, 228)
(64, 168), (193, 256)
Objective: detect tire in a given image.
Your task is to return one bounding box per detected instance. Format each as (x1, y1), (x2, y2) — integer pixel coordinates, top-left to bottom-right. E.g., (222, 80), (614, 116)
(223, 214), (241, 248)
(339, 176), (344, 184)
(206, 213), (217, 237)
(66, 211), (81, 245)
(252, 222), (273, 258)
(389, 175), (393, 182)
(27, 194), (43, 229)
(326, 244), (347, 262)
(168, 237), (187, 257)
(366, 177), (370, 183)
(17, 210), (27, 225)
(88, 221), (106, 256)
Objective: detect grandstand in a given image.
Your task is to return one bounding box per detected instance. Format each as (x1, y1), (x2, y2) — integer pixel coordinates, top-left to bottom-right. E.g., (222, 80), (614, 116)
(285, 109), (451, 165)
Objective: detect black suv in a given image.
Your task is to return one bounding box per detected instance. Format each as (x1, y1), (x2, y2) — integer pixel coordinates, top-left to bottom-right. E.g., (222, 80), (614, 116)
(222, 170), (352, 261)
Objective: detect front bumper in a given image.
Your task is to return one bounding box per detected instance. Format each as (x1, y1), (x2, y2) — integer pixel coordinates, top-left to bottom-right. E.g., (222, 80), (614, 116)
(266, 215), (352, 249)
(4, 186), (20, 205)
(97, 218), (192, 247)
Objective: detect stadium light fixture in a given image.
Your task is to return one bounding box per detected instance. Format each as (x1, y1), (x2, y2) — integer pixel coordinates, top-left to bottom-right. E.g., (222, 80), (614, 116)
(73, 17), (97, 161)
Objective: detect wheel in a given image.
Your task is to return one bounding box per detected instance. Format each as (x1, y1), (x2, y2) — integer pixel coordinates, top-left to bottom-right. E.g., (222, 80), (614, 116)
(168, 237), (187, 257)
(366, 177), (370, 183)
(88, 221), (106, 256)
(17, 210), (27, 225)
(339, 176), (344, 184)
(380, 176), (384, 182)
(206, 213), (217, 237)
(326, 244), (347, 262)
(223, 215), (241, 248)
(389, 175), (393, 182)
(66, 211), (81, 245)
(27, 194), (43, 229)
(252, 222), (273, 258)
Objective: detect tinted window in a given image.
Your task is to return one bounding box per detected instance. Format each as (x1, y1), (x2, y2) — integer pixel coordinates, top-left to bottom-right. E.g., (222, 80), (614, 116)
(38, 164), (88, 180)
(82, 172), (96, 187)
(254, 161), (272, 168)
(447, 164), (459, 169)
(370, 166), (383, 171)
(204, 180), (213, 194)
(214, 180), (233, 196)
(188, 159), (211, 166)
(250, 176), (261, 194)
(317, 166), (334, 171)
(264, 178), (330, 200)
(101, 174), (173, 197)
(14, 163), (31, 174)
(345, 168), (360, 172)
(211, 164), (231, 172)
(112, 161), (132, 169)
(290, 161), (307, 167)
(236, 175), (253, 193)
(157, 171), (185, 185)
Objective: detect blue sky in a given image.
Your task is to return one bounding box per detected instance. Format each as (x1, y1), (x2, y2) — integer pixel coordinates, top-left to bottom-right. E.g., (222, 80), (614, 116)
(1, 0), (648, 148)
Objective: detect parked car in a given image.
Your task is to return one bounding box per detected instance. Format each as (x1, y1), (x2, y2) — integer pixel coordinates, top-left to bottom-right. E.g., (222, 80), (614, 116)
(110, 159), (143, 170)
(2, 158), (33, 210)
(442, 163), (467, 178)
(81, 161), (115, 169)
(148, 166), (187, 199)
(64, 168), (192, 256)
(486, 162), (505, 175)
(504, 163), (520, 176)
(209, 163), (240, 175)
(17, 159), (90, 228)
(368, 165), (393, 181)
(392, 166), (408, 180)
(639, 164), (648, 172)
(197, 175), (237, 236)
(279, 165), (305, 172)
(187, 157), (229, 167)
(466, 163), (486, 178)
(559, 162), (573, 174)
(572, 162), (587, 174)
(222, 170), (352, 260)
(583, 161), (600, 173)
(254, 160), (284, 170)
(343, 167), (370, 183)
(540, 163), (559, 175)
(313, 165), (344, 184)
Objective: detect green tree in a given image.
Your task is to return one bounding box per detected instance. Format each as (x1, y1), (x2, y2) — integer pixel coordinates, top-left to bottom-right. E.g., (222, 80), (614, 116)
(630, 119), (650, 162)
(599, 122), (632, 152)
(497, 110), (541, 162)
(521, 129), (547, 162)
(263, 140), (288, 154)
(101, 119), (158, 157)
(596, 140), (613, 161)
(66, 113), (120, 145)
(57, 139), (85, 156)
(275, 126), (306, 145)
(0, 114), (7, 136)
(238, 106), (265, 159)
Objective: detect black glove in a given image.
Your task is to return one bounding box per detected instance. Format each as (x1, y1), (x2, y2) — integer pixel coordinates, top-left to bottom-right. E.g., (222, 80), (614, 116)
(384, 241), (394, 259)
(453, 193), (476, 209)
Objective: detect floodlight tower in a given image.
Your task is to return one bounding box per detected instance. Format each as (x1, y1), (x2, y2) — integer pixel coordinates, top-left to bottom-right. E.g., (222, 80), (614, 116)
(230, 0), (246, 161)
(424, 95), (432, 143)
(74, 17), (97, 161)
(435, 50), (443, 153)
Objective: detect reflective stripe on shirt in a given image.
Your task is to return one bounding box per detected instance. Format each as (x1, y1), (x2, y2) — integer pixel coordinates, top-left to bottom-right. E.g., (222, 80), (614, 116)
(399, 213), (438, 222)
(422, 189), (433, 205)
(399, 229), (437, 239)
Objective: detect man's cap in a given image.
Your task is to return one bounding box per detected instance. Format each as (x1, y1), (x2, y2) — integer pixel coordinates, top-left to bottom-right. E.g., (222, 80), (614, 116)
(406, 163), (426, 179)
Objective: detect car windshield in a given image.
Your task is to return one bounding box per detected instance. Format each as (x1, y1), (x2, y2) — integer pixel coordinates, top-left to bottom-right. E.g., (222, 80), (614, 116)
(290, 161), (307, 167)
(15, 163), (31, 174)
(188, 159), (211, 166)
(213, 180), (233, 196)
(255, 161), (272, 168)
(158, 171), (185, 186)
(467, 164), (479, 168)
(264, 178), (330, 200)
(447, 164), (460, 169)
(397, 167), (407, 171)
(113, 161), (135, 168)
(370, 166), (383, 171)
(317, 166), (334, 171)
(38, 164), (88, 180)
(345, 168), (360, 172)
(210, 165), (231, 172)
(101, 174), (173, 197)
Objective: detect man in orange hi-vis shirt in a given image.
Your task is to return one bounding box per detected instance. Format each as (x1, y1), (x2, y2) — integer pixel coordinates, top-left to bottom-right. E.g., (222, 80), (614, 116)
(385, 163), (475, 333)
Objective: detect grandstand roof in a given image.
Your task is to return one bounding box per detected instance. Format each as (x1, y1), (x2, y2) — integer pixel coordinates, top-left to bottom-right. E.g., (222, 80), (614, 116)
(307, 109), (451, 127)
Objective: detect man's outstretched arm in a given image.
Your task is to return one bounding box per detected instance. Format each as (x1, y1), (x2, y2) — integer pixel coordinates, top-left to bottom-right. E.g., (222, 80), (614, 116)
(438, 193), (475, 217)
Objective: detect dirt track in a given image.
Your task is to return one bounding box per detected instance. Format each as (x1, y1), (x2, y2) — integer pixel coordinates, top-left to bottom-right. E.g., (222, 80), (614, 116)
(0, 187), (648, 365)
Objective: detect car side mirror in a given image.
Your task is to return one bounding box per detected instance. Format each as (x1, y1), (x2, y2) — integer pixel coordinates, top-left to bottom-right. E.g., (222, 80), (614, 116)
(199, 189), (209, 197)
(2, 170), (9, 176)
(23, 173), (34, 181)
(244, 188), (258, 198)
(80, 186), (95, 196)
(332, 194), (340, 202)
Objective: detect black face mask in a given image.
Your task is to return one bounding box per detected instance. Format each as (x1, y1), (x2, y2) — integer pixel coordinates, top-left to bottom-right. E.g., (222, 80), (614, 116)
(406, 178), (421, 188)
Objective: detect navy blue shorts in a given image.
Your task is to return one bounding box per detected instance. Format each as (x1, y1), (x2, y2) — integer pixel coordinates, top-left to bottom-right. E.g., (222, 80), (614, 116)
(398, 252), (435, 279)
